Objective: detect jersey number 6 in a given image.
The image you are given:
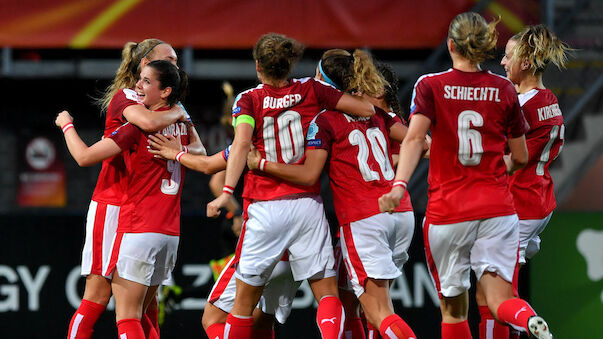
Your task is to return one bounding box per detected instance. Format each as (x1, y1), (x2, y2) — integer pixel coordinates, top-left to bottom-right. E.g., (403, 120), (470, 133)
(457, 110), (484, 166)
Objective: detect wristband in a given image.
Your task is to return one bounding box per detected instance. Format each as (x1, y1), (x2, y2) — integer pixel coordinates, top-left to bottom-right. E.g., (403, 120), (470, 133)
(259, 158), (266, 172)
(223, 185), (234, 195)
(393, 180), (408, 189)
(183, 146), (188, 153)
(62, 123), (74, 133)
(175, 151), (185, 162)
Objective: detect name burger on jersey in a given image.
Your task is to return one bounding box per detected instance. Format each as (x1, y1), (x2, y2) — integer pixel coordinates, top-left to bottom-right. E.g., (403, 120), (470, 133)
(444, 85), (501, 102)
(263, 94), (302, 109)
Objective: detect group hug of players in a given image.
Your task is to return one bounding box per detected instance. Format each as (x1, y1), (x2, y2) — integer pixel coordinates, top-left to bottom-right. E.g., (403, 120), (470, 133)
(56, 11), (570, 339)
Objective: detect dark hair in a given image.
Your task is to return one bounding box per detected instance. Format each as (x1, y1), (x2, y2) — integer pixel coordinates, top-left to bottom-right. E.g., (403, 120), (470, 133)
(253, 33), (304, 81)
(376, 62), (403, 117)
(147, 60), (188, 106)
(320, 49), (386, 97)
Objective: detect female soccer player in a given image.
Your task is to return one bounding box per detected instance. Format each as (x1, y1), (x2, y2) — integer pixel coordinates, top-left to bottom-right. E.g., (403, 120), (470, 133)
(246, 49), (418, 339)
(57, 60), (195, 339)
(148, 136), (297, 339)
(378, 12), (553, 339)
(477, 24), (570, 339)
(206, 33), (375, 339)
(64, 39), (192, 339)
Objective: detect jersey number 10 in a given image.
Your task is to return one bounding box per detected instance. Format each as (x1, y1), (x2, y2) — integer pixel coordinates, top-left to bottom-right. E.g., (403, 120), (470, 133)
(263, 110), (305, 164)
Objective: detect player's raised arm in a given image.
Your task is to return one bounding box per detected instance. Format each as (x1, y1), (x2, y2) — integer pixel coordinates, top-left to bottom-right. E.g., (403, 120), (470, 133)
(378, 114), (431, 213)
(247, 148), (327, 186)
(148, 133), (226, 175)
(55, 111), (122, 167)
(206, 121), (252, 217)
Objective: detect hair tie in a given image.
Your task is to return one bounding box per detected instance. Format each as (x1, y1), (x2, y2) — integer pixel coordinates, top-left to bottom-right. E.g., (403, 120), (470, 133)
(318, 60), (339, 89)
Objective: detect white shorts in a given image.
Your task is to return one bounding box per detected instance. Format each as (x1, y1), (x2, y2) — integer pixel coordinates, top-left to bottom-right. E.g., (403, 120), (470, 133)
(340, 212), (415, 297)
(424, 214), (519, 298)
(334, 239), (353, 292)
(81, 200), (120, 278)
(235, 195), (335, 286)
(518, 213), (552, 264)
(110, 232), (179, 286)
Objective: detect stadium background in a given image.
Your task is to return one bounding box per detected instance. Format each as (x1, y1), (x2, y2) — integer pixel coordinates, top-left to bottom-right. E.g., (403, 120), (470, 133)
(1, 0), (602, 338)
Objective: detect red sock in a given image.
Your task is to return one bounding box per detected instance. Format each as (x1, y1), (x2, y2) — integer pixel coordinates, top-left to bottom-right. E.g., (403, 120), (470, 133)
(251, 328), (275, 339)
(316, 296), (345, 339)
(344, 317), (366, 339)
(205, 323), (225, 339)
(509, 329), (520, 339)
(441, 321), (471, 339)
(379, 314), (416, 339)
(496, 298), (535, 333)
(479, 305), (509, 339)
(67, 299), (106, 339)
(117, 318), (145, 339)
(141, 314), (160, 339)
(367, 321), (381, 339)
(224, 314), (253, 339)
(145, 306), (160, 335)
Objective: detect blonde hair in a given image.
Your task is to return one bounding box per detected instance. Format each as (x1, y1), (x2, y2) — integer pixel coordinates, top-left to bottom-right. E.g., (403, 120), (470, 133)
(320, 49), (387, 97)
(448, 12), (499, 64)
(98, 38), (166, 111)
(512, 24), (571, 74)
(253, 33), (304, 81)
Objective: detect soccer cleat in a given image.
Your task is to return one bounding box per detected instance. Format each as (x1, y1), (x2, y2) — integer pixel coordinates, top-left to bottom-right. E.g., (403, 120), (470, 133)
(528, 315), (553, 339)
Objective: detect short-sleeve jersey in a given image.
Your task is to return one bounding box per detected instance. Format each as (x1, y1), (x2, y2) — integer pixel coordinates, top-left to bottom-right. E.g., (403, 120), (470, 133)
(91, 89), (142, 204)
(510, 88), (564, 219)
(306, 108), (413, 224)
(109, 110), (189, 235)
(410, 69), (528, 224)
(232, 77), (343, 200)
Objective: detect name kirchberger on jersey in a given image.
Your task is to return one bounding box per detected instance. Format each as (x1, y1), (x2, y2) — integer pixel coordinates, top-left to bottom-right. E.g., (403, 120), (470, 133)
(443, 85), (501, 102)
(537, 103), (562, 121)
(263, 94), (302, 109)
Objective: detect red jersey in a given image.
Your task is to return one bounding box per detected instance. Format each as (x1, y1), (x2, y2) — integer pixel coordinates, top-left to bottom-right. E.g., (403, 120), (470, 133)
(109, 110), (189, 235)
(410, 69), (529, 224)
(306, 108), (413, 224)
(388, 113), (405, 156)
(510, 88), (564, 219)
(91, 89), (142, 204)
(232, 77), (343, 200)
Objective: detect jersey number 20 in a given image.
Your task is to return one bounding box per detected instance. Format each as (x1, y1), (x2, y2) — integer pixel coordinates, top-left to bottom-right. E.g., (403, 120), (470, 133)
(349, 127), (395, 182)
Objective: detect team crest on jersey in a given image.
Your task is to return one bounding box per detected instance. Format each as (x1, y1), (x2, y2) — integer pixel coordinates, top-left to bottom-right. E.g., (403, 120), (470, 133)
(307, 122), (319, 140)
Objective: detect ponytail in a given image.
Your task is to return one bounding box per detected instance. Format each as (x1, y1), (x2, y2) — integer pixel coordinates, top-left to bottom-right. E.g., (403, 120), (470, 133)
(448, 12), (499, 64)
(97, 38), (166, 112)
(513, 24), (572, 74)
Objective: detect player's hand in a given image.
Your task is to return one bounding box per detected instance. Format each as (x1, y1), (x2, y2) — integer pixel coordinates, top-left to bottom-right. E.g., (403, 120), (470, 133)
(232, 215), (243, 237)
(207, 193), (229, 218)
(55, 110), (73, 128)
(378, 186), (405, 214)
(423, 134), (432, 158)
(247, 147), (262, 171)
(148, 133), (181, 160)
(503, 154), (514, 174)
